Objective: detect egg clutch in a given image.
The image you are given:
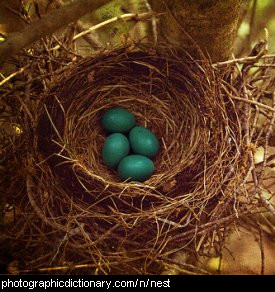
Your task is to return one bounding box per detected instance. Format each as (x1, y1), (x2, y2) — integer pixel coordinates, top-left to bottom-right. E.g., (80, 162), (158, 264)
(101, 107), (160, 182)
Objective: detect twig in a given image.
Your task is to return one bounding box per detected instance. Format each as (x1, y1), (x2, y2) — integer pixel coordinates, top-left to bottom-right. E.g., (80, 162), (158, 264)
(172, 210), (256, 242)
(54, 0), (103, 50)
(5, 6), (31, 25)
(50, 12), (157, 51)
(50, 223), (84, 265)
(52, 35), (82, 58)
(252, 64), (275, 68)
(257, 223), (265, 275)
(157, 213), (191, 228)
(258, 92), (275, 181)
(19, 262), (99, 274)
(75, 22), (103, 50)
(212, 54), (275, 67)
(258, 192), (275, 217)
(26, 175), (68, 233)
(1, 64), (72, 98)
(258, 93), (275, 216)
(0, 0), (110, 65)
(229, 96), (275, 113)
(0, 64), (30, 87)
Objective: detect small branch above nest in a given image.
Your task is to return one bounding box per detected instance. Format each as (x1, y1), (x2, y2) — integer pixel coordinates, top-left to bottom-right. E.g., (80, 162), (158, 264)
(50, 12), (157, 52)
(0, 0), (110, 65)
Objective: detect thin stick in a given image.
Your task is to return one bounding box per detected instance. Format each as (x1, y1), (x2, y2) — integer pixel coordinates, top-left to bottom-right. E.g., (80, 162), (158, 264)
(257, 223), (265, 275)
(0, 65), (30, 87)
(19, 263), (99, 273)
(213, 54), (275, 67)
(0, 0), (110, 64)
(55, 0), (103, 49)
(50, 12), (157, 51)
(230, 96), (275, 114)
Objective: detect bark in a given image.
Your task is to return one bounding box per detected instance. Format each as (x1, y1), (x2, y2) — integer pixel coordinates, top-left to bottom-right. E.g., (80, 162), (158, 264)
(149, 0), (243, 62)
(0, 0), (27, 34)
(0, 0), (109, 65)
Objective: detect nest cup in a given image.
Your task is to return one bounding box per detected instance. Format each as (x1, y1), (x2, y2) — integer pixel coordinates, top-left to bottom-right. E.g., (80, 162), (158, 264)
(31, 48), (241, 273)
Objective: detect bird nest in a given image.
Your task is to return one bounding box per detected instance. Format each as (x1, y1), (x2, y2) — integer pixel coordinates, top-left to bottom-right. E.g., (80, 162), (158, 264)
(1, 45), (274, 275)
(27, 48), (247, 272)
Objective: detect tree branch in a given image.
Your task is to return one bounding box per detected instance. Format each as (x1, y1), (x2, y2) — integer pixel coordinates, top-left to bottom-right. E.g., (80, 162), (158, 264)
(54, 0), (103, 50)
(0, 0), (110, 65)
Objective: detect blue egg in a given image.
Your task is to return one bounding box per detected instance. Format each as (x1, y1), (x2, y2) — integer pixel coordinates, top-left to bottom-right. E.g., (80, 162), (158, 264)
(101, 107), (136, 133)
(102, 133), (130, 168)
(117, 155), (154, 182)
(129, 126), (160, 158)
